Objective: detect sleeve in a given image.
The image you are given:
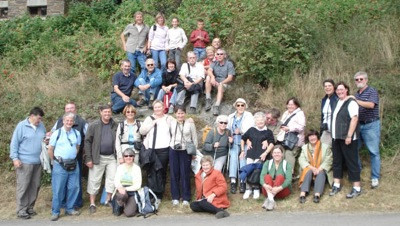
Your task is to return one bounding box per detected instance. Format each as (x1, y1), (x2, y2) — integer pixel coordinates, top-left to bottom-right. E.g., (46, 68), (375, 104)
(189, 30), (196, 43)
(348, 101), (359, 118)
(149, 70), (163, 87)
(298, 145), (310, 169)
(112, 73), (120, 87)
(227, 61), (235, 76)
(115, 123), (122, 160)
(134, 71), (144, 87)
(198, 63), (205, 79)
(281, 162), (293, 189)
(241, 113), (254, 134)
(266, 130), (275, 145)
(83, 123), (88, 135)
(84, 124), (94, 163)
(76, 129), (82, 146)
(49, 129), (58, 147)
(203, 129), (215, 152)
(259, 160), (270, 185)
(241, 128), (251, 142)
(369, 89), (379, 104)
(320, 145), (333, 172)
(164, 27), (169, 50)
(148, 25), (155, 42)
(123, 24), (130, 36)
(114, 165), (123, 189)
(203, 31), (210, 44)
(211, 172), (228, 196)
(9, 123), (22, 160)
(166, 30), (171, 49)
(139, 116), (155, 136)
(179, 63), (189, 77)
(180, 28), (188, 49)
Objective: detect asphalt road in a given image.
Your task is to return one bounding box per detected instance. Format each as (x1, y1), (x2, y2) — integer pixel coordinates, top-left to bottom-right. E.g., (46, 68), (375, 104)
(1, 212), (399, 226)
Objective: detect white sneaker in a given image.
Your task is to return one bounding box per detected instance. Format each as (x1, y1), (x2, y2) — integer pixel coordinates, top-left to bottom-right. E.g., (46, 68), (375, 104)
(371, 178), (379, 189)
(182, 200), (190, 206)
(243, 190), (252, 199)
(253, 189), (260, 199)
(172, 199), (179, 206)
(168, 105), (174, 114)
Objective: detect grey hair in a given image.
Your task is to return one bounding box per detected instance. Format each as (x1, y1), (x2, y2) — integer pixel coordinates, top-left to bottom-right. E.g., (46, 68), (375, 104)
(254, 112), (266, 121)
(215, 115), (228, 125)
(266, 108), (281, 119)
(121, 59), (131, 66)
(63, 112), (75, 120)
(216, 49), (226, 55)
(187, 51), (196, 58)
(354, 71), (368, 79)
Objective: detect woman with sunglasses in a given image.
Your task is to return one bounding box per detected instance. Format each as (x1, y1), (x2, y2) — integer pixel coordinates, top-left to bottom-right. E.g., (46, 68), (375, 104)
(115, 104), (142, 165)
(227, 98), (254, 194)
(203, 115), (233, 171)
(113, 148), (142, 217)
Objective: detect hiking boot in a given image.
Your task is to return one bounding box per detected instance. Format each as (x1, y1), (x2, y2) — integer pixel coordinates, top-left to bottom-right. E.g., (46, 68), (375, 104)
(17, 212), (31, 220)
(89, 204), (96, 214)
(212, 106), (220, 116)
(243, 189), (252, 200)
(27, 209), (37, 216)
(253, 189), (260, 199)
(137, 98), (147, 107)
(266, 200), (276, 211)
(189, 107), (197, 114)
(168, 105), (174, 114)
(239, 182), (246, 193)
(66, 210), (80, 216)
(50, 214), (59, 221)
(230, 182), (237, 194)
(329, 185), (341, 196)
(299, 196), (306, 204)
(205, 98), (212, 111)
(371, 178), (379, 189)
(215, 210), (230, 219)
(346, 188), (361, 199)
(313, 195), (320, 203)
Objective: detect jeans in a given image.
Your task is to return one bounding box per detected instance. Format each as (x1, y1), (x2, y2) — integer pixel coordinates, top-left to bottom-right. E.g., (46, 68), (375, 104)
(157, 89), (177, 106)
(168, 48), (182, 71)
(111, 93), (137, 113)
(151, 49), (167, 73)
(135, 78), (161, 102)
(193, 47), (206, 61)
(51, 161), (79, 215)
(127, 51), (146, 75)
(358, 120), (381, 179)
(228, 144), (247, 179)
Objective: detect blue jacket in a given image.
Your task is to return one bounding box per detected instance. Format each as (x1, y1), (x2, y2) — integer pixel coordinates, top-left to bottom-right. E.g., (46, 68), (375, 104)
(321, 93), (339, 124)
(239, 162), (263, 182)
(10, 118), (46, 164)
(135, 68), (162, 88)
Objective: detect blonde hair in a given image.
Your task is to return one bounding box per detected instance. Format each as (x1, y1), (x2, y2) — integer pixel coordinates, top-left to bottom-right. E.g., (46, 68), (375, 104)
(123, 104), (136, 116)
(155, 12), (165, 25)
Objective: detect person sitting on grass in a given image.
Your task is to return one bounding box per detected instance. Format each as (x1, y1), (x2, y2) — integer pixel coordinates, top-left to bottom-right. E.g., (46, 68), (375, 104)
(190, 155), (230, 219)
(260, 145), (292, 211)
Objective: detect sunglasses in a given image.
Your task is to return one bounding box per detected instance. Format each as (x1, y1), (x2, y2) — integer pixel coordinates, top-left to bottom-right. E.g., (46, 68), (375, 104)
(216, 53), (224, 56)
(126, 111), (135, 114)
(236, 104), (245, 107)
(124, 155), (134, 158)
(147, 64), (154, 66)
(355, 78), (364, 82)
(219, 121), (228, 125)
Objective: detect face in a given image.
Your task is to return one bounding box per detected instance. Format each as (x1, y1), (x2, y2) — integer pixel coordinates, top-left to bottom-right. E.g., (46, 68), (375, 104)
(123, 153), (134, 164)
(121, 62), (131, 75)
(167, 62), (175, 71)
(286, 100), (298, 113)
(324, 82), (334, 96)
(175, 109), (186, 122)
(146, 60), (155, 73)
(212, 39), (221, 49)
(218, 120), (228, 129)
(157, 16), (165, 25)
(308, 134), (318, 145)
(100, 108), (112, 122)
(235, 102), (246, 114)
(272, 148), (283, 162)
(29, 114), (42, 126)
(255, 117), (266, 129)
(197, 22), (204, 30)
(201, 161), (212, 173)
(153, 102), (164, 116)
(216, 50), (225, 62)
(206, 50), (215, 60)
(171, 18), (179, 27)
(266, 113), (278, 126)
(64, 103), (76, 114)
(125, 108), (136, 120)
(336, 84), (348, 100)
(135, 14), (143, 25)
(188, 53), (197, 65)
(355, 75), (367, 89)
(63, 116), (75, 130)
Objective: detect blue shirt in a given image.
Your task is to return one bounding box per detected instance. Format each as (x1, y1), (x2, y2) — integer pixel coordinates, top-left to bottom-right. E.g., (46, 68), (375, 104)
(10, 118), (46, 164)
(135, 68), (163, 88)
(355, 86), (379, 122)
(50, 127), (81, 159)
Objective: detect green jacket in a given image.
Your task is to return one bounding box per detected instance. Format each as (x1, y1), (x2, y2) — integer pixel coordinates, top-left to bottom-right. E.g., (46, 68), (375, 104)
(259, 159), (292, 190)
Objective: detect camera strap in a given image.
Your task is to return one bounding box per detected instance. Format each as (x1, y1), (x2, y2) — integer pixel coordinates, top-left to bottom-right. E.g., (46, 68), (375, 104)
(173, 120), (185, 147)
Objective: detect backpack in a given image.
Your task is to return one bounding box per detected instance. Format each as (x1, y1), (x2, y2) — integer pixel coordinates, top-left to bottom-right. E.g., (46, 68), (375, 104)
(267, 159), (288, 174)
(119, 120), (142, 151)
(202, 125), (213, 143)
(134, 186), (159, 218)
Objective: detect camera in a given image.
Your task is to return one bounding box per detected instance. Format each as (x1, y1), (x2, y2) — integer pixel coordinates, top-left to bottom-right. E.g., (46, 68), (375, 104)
(174, 144), (182, 150)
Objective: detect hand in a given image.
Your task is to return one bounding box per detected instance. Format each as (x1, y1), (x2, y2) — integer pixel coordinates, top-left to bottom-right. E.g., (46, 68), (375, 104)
(261, 141), (268, 150)
(206, 193), (215, 203)
(210, 77), (217, 86)
(184, 81), (193, 90)
(263, 183), (272, 191)
(271, 186), (281, 195)
(123, 45), (127, 52)
(118, 187), (126, 195)
(281, 126), (289, 132)
(239, 151), (245, 159)
(234, 128), (240, 135)
(119, 158), (124, 164)
(214, 142), (220, 148)
(260, 152), (268, 161)
(228, 136), (233, 143)
(122, 96), (130, 102)
(13, 159), (22, 168)
(86, 161), (94, 168)
(138, 84), (147, 91)
(246, 140), (252, 149)
(345, 137), (352, 145)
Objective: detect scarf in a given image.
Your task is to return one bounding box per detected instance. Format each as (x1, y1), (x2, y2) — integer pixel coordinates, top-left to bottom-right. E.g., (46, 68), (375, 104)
(299, 140), (322, 187)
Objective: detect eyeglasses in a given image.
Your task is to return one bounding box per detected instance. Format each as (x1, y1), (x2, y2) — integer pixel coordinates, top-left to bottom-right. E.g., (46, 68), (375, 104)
(126, 111), (135, 114)
(216, 53), (224, 56)
(147, 64), (154, 66)
(124, 155), (134, 158)
(236, 104), (245, 107)
(219, 121), (228, 125)
(355, 78), (364, 82)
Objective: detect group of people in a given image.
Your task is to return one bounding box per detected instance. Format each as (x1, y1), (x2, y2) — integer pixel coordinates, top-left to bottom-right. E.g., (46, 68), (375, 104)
(117, 11), (235, 116)
(10, 10), (381, 221)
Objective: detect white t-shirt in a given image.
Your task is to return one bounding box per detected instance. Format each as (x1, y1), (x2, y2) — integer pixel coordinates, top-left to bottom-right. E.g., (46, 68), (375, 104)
(322, 98), (332, 131)
(331, 99), (359, 140)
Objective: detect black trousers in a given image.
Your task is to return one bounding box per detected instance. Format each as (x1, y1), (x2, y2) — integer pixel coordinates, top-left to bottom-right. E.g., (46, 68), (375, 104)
(332, 139), (361, 182)
(153, 148), (169, 199)
(190, 199), (222, 214)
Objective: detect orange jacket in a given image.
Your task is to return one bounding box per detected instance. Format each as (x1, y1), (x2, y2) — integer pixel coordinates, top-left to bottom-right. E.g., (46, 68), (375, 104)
(194, 168), (230, 209)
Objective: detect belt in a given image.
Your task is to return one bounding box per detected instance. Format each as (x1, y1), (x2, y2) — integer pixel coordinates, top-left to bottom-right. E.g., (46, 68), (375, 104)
(359, 117), (379, 125)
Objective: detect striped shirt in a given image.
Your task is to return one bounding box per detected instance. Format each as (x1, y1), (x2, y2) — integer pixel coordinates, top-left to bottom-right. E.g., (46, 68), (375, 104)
(355, 86), (379, 122)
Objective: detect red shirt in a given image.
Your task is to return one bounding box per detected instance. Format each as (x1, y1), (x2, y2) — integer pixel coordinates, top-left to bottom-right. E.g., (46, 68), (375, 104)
(190, 29), (210, 48)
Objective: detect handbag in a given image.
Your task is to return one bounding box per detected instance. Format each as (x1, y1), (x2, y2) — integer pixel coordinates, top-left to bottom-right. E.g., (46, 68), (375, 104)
(247, 168), (261, 185)
(186, 141), (196, 155)
(58, 158), (77, 171)
(283, 132), (299, 150)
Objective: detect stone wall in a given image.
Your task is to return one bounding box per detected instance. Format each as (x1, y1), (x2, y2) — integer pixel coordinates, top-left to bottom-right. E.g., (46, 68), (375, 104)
(8, 0), (27, 18)
(47, 0), (64, 15)
(6, 0), (65, 18)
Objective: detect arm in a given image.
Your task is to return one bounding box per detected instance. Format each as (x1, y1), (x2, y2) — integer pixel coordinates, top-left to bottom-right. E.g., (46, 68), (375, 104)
(84, 124), (94, 166)
(345, 116), (358, 145)
(149, 70), (163, 87)
(114, 166), (124, 192)
(203, 31), (210, 44)
(189, 30), (197, 43)
(114, 85), (130, 102)
(48, 145), (55, 160)
(10, 124), (21, 165)
(220, 74), (233, 85)
(288, 111), (306, 133)
(120, 32), (127, 51)
(139, 116), (156, 136)
(356, 99), (375, 109)
(203, 130), (215, 152)
(115, 123), (123, 163)
(180, 28), (188, 49)
(280, 162), (293, 189)
(298, 145), (310, 169)
(211, 171), (228, 197)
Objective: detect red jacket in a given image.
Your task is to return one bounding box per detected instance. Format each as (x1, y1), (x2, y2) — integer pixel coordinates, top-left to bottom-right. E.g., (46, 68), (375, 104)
(194, 167), (230, 208)
(190, 29), (210, 48)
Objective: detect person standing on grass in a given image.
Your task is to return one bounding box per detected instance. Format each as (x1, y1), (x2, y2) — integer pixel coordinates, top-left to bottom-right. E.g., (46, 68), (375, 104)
(190, 19), (210, 61)
(120, 11), (150, 75)
(85, 105), (118, 214)
(166, 17), (187, 71)
(352, 71), (381, 189)
(48, 112), (81, 221)
(320, 79), (338, 146)
(10, 107), (46, 220)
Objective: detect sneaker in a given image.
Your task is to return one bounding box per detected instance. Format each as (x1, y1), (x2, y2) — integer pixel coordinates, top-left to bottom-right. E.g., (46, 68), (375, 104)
(89, 204), (96, 214)
(215, 210), (230, 219)
(239, 182), (246, 193)
(266, 200), (276, 211)
(17, 212), (31, 219)
(182, 200), (190, 206)
(243, 189), (252, 199)
(253, 189), (260, 199)
(189, 107), (197, 114)
(212, 106), (220, 116)
(329, 185), (341, 196)
(205, 98), (212, 111)
(346, 188), (361, 199)
(299, 196), (306, 204)
(168, 105), (174, 114)
(371, 178), (379, 189)
(27, 209), (37, 216)
(172, 199), (179, 206)
(230, 182), (237, 194)
(262, 199), (270, 209)
(50, 214), (59, 221)
(66, 210), (80, 216)
(313, 195), (320, 203)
